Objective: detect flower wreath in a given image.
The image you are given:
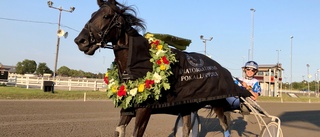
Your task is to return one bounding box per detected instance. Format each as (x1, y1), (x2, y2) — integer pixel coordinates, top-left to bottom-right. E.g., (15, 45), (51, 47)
(104, 34), (177, 109)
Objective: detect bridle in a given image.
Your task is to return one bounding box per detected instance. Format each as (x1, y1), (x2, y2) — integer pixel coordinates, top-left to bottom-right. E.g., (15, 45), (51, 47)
(85, 4), (134, 82)
(85, 5), (128, 50)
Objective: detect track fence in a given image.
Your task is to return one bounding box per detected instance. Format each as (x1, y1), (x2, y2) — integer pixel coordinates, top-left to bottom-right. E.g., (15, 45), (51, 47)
(7, 74), (106, 91)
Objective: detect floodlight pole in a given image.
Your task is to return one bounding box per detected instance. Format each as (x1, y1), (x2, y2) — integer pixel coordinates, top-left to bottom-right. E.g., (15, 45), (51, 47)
(290, 36), (293, 92)
(317, 69), (320, 95)
(276, 49), (281, 64)
(200, 35), (213, 56)
(250, 8), (255, 60)
(307, 64), (310, 96)
(47, 1), (75, 78)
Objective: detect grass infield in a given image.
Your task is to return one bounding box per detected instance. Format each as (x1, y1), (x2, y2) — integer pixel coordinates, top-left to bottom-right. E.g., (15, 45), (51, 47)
(0, 86), (108, 100)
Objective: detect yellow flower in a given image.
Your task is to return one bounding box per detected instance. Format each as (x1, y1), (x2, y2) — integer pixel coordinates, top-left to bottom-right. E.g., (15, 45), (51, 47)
(160, 64), (166, 70)
(145, 33), (154, 39)
(138, 84), (145, 92)
(157, 45), (163, 50)
(105, 72), (108, 77)
(111, 86), (118, 93)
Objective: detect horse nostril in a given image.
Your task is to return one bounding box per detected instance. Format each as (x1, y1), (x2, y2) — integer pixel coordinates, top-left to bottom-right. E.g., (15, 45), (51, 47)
(74, 37), (87, 45)
(79, 39), (87, 44)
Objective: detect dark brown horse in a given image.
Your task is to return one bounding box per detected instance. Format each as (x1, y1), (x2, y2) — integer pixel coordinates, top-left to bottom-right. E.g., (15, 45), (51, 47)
(74, 0), (252, 136)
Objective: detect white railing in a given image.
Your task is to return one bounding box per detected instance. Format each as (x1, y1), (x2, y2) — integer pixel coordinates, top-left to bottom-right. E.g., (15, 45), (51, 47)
(8, 74), (106, 91)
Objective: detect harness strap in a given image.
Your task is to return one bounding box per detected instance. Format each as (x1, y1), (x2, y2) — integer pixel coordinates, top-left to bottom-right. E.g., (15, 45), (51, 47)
(124, 36), (134, 80)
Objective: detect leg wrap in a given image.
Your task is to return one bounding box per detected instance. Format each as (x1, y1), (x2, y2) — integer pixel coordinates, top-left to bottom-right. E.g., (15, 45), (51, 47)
(115, 125), (126, 137)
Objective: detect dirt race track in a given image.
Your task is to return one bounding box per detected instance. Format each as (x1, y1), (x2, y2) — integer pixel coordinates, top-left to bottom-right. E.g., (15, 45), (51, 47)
(0, 100), (319, 137)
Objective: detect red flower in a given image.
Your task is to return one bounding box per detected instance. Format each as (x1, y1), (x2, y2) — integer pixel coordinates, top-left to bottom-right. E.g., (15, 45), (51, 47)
(145, 79), (155, 89)
(162, 56), (169, 64)
(156, 59), (162, 65)
(153, 40), (160, 46)
(149, 80), (154, 85)
(104, 76), (109, 84)
(117, 85), (126, 97)
(150, 40), (160, 49)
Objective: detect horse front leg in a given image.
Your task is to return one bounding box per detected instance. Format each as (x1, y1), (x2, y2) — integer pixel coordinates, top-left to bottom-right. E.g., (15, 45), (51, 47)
(114, 109), (134, 137)
(132, 108), (152, 137)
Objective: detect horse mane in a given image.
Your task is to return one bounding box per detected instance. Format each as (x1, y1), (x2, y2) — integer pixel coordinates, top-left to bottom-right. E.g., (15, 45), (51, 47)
(100, 0), (146, 33)
(122, 7), (146, 33)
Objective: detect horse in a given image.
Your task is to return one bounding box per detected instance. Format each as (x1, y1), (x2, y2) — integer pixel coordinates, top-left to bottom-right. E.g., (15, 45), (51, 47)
(74, 0), (252, 136)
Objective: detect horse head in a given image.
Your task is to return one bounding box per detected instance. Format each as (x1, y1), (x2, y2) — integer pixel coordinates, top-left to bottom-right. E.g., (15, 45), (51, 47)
(74, 0), (145, 55)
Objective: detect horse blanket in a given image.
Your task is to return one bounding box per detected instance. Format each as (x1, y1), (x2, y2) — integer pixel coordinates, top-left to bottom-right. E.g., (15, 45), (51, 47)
(124, 35), (252, 109)
(153, 49), (252, 108)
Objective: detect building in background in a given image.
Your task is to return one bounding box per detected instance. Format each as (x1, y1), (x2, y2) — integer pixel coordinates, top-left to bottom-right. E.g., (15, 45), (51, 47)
(0, 63), (16, 83)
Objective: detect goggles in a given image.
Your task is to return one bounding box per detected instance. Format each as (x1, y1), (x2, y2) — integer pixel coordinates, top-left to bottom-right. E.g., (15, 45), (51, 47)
(245, 68), (257, 72)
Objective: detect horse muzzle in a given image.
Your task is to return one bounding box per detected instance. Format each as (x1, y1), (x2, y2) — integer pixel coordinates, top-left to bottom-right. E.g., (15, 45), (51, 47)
(74, 36), (100, 55)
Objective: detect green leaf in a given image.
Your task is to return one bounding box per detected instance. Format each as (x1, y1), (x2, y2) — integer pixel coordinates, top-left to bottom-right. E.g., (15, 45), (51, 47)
(125, 96), (133, 108)
(163, 83), (170, 90)
(106, 91), (114, 98)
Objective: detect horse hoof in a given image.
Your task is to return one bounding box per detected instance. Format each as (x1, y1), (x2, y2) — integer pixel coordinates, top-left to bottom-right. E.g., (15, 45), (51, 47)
(114, 131), (120, 137)
(224, 130), (231, 137)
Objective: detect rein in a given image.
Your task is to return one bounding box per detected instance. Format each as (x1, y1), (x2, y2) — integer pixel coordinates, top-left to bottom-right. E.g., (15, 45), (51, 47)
(100, 43), (128, 51)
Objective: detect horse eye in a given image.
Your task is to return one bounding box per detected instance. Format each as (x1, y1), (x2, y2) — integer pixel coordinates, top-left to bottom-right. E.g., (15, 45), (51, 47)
(104, 15), (110, 19)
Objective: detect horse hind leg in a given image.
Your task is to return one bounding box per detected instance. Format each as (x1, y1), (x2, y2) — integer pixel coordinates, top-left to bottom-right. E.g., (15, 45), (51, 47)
(223, 111), (232, 136)
(114, 115), (133, 137)
(214, 107), (231, 136)
(181, 114), (192, 137)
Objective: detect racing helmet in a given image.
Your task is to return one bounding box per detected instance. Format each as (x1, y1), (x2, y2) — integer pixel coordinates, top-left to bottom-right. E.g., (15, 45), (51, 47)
(244, 61), (258, 70)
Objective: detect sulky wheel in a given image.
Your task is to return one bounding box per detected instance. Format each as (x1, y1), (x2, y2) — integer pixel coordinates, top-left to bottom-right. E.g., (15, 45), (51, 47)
(260, 121), (283, 137)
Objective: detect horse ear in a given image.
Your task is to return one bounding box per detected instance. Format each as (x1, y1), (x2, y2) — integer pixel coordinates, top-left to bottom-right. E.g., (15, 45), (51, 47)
(97, 0), (105, 7)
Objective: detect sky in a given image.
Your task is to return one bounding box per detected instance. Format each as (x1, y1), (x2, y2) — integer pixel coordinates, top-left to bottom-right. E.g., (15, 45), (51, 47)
(1, 0), (320, 83)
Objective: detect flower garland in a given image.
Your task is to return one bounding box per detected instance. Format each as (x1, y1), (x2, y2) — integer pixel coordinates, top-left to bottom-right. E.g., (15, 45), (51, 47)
(104, 34), (177, 109)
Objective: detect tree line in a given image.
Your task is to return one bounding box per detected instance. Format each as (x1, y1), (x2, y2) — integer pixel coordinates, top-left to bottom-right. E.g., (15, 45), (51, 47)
(15, 59), (104, 79)
(283, 81), (319, 92)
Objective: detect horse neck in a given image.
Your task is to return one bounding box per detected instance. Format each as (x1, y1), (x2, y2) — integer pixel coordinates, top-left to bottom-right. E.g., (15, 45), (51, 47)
(112, 31), (152, 80)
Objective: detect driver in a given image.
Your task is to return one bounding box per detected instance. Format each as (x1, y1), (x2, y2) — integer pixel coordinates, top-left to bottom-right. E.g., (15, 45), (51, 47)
(226, 60), (261, 109)
(223, 61), (262, 137)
